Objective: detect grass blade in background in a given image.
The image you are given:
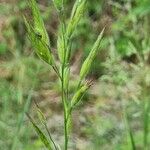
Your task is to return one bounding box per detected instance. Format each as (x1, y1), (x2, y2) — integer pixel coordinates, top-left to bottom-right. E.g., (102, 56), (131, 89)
(11, 65), (40, 150)
(11, 89), (33, 150)
(123, 106), (136, 150)
(143, 98), (150, 150)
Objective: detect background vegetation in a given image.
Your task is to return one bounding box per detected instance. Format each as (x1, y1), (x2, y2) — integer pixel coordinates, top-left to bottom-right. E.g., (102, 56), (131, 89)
(0, 0), (150, 149)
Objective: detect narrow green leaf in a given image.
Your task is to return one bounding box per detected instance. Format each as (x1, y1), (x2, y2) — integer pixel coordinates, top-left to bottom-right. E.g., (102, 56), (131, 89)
(36, 108), (47, 126)
(123, 108), (136, 150)
(11, 89), (33, 150)
(79, 28), (105, 80)
(34, 100), (58, 150)
(143, 98), (150, 149)
(26, 114), (53, 150)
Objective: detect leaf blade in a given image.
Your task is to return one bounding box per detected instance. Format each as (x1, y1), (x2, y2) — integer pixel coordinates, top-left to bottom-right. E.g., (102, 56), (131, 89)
(26, 113), (53, 150)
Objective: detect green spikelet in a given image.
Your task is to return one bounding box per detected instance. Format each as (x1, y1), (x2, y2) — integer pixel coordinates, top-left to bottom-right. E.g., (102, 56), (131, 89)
(57, 24), (66, 63)
(66, 0), (87, 38)
(71, 83), (89, 107)
(79, 28), (105, 80)
(66, 114), (72, 135)
(57, 35), (64, 63)
(24, 0), (54, 65)
(30, 0), (50, 45)
(64, 67), (70, 90)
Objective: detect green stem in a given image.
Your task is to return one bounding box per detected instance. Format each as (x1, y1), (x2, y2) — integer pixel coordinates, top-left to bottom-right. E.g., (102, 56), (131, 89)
(59, 2), (69, 149)
(61, 64), (68, 150)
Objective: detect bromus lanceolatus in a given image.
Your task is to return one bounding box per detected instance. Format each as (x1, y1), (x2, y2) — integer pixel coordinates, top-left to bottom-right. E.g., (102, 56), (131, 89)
(24, 0), (104, 149)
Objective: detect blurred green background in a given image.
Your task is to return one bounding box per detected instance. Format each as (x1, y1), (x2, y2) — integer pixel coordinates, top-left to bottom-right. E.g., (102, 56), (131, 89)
(0, 0), (150, 149)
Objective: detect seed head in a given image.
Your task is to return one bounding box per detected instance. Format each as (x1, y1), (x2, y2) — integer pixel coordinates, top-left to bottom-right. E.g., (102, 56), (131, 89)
(24, 0), (54, 65)
(67, 0), (87, 38)
(79, 28), (105, 80)
(71, 82), (90, 107)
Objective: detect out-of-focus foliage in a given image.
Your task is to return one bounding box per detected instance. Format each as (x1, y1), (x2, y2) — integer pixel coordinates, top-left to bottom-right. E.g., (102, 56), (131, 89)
(0, 0), (150, 149)
(112, 0), (150, 58)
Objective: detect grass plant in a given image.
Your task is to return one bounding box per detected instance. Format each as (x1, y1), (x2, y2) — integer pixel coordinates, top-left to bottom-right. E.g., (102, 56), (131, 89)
(24, 0), (104, 149)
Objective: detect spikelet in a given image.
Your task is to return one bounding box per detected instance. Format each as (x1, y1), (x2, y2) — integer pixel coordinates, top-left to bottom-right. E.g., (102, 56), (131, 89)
(30, 0), (49, 44)
(57, 24), (66, 63)
(66, 0), (87, 38)
(71, 83), (89, 107)
(24, 0), (54, 65)
(64, 67), (70, 90)
(79, 28), (105, 80)
(33, 100), (47, 126)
